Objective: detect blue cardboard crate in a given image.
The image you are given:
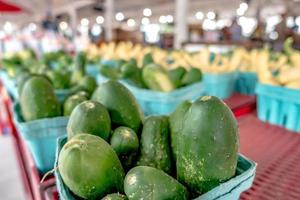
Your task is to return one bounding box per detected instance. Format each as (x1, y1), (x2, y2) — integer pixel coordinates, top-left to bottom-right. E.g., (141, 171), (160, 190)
(256, 83), (300, 132)
(123, 81), (204, 115)
(55, 136), (256, 200)
(0, 70), (72, 102)
(203, 72), (237, 99)
(12, 103), (68, 174)
(235, 72), (257, 95)
(86, 64), (99, 79)
(55, 89), (72, 102)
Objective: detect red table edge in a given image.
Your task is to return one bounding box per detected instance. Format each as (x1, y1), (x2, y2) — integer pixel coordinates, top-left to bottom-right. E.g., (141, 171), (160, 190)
(1, 81), (56, 200)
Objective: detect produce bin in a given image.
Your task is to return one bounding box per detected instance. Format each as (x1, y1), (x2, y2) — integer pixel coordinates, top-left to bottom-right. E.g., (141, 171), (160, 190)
(55, 136), (256, 200)
(0, 71), (72, 102)
(256, 83), (300, 132)
(96, 73), (110, 84)
(12, 103), (68, 174)
(55, 89), (72, 102)
(235, 72), (257, 95)
(203, 72), (237, 99)
(86, 64), (99, 79)
(124, 81), (204, 115)
(0, 71), (18, 100)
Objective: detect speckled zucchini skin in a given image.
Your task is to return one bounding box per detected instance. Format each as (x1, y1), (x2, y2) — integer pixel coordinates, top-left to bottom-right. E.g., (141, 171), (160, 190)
(67, 101), (111, 141)
(20, 76), (61, 121)
(169, 100), (191, 161)
(137, 116), (172, 174)
(142, 64), (175, 92)
(124, 166), (188, 200)
(181, 68), (202, 86)
(101, 193), (128, 200)
(58, 134), (124, 199)
(176, 96), (239, 195)
(110, 127), (139, 169)
(92, 80), (144, 133)
(63, 93), (88, 116)
(168, 67), (187, 87)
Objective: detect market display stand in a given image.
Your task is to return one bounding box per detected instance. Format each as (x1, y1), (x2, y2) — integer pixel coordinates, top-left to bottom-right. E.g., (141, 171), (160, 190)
(239, 113), (300, 200)
(39, 93), (257, 200)
(1, 87), (257, 200)
(0, 81), (55, 200)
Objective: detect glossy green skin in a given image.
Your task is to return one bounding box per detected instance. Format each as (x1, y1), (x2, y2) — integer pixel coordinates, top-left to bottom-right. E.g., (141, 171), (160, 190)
(46, 70), (70, 89)
(168, 67), (187, 87)
(102, 193), (128, 200)
(74, 51), (87, 73)
(176, 96), (239, 195)
(77, 75), (97, 94)
(110, 127), (139, 155)
(142, 53), (154, 67)
(142, 64), (175, 92)
(121, 63), (145, 88)
(100, 60), (124, 80)
(181, 68), (202, 86)
(76, 90), (90, 98)
(58, 134), (124, 199)
(71, 70), (85, 86)
(169, 101), (191, 161)
(67, 100), (111, 141)
(110, 127), (139, 169)
(121, 62), (139, 78)
(91, 80), (144, 133)
(138, 116), (172, 174)
(63, 94), (88, 116)
(124, 166), (188, 200)
(20, 76), (61, 121)
(16, 72), (31, 96)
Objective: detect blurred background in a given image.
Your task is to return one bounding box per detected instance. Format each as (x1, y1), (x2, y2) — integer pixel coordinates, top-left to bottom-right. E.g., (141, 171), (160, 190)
(1, 0), (300, 54)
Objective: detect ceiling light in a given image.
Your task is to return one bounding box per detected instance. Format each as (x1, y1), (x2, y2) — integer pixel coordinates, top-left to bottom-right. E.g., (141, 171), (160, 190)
(59, 21), (68, 30)
(239, 2), (248, 11)
(207, 11), (216, 20)
(81, 18), (89, 26)
(116, 12), (125, 21)
(143, 8), (152, 17)
(166, 15), (174, 23)
(142, 17), (150, 25)
(127, 18), (136, 27)
(236, 8), (245, 16)
(96, 16), (104, 24)
(159, 15), (167, 24)
(195, 11), (204, 20)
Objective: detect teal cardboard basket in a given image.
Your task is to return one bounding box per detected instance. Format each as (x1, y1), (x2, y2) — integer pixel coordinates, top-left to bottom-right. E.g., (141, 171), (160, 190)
(0, 70), (72, 102)
(96, 73), (110, 84)
(55, 89), (72, 102)
(235, 72), (257, 95)
(123, 81), (204, 115)
(256, 83), (300, 132)
(0, 71), (18, 100)
(86, 64), (99, 79)
(203, 72), (237, 99)
(12, 103), (68, 174)
(55, 136), (256, 200)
